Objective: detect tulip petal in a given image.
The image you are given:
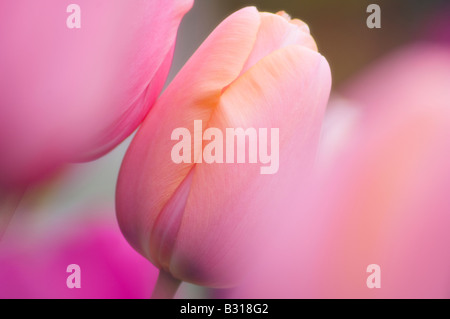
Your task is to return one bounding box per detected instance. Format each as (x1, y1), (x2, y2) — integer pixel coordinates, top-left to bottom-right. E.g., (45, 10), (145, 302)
(241, 12), (317, 74)
(170, 46), (331, 286)
(117, 6), (262, 259)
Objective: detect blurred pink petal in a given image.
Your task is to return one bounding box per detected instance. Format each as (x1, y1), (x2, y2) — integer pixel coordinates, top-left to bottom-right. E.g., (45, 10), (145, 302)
(231, 44), (450, 298)
(0, 216), (158, 299)
(0, 0), (193, 188)
(342, 44), (450, 116)
(116, 7), (331, 288)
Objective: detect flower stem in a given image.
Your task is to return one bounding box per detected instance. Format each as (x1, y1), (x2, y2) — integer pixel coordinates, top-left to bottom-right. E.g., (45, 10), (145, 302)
(151, 270), (182, 299)
(0, 188), (24, 240)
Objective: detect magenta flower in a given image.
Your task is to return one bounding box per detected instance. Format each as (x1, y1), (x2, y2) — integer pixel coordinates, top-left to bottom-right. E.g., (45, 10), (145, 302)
(0, 216), (158, 298)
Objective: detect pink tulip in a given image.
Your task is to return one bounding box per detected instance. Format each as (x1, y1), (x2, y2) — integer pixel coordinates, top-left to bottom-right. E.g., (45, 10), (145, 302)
(0, 0), (193, 188)
(230, 44), (450, 298)
(116, 6), (331, 293)
(0, 216), (159, 298)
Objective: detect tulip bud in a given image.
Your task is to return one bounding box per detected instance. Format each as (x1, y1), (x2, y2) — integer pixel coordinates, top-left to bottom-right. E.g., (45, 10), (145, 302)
(0, 0), (193, 188)
(116, 7), (331, 290)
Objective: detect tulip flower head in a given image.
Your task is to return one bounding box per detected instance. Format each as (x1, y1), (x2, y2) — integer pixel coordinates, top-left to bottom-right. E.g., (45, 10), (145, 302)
(116, 7), (331, 293)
